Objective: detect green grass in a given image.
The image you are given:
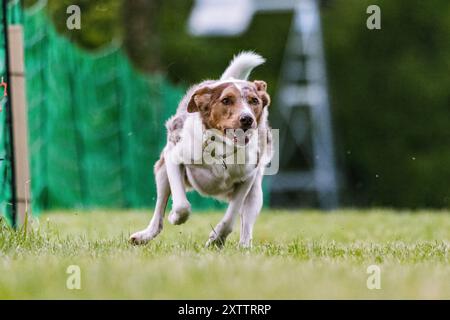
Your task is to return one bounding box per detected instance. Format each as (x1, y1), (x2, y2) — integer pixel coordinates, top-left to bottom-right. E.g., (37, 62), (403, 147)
(0, 209), (449, 299)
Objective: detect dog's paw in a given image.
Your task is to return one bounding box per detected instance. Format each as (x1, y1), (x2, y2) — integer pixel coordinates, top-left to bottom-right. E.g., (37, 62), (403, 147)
(129, 229), (158, 245)
(205, 237), (225, 249)
(168, 202), (191, 225)
(238, 239), (252, 249)
(205, 227), (231, 248)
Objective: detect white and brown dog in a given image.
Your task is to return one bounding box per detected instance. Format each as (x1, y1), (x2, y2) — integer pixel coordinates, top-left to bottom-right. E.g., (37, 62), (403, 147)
(130, 52), (272, 248)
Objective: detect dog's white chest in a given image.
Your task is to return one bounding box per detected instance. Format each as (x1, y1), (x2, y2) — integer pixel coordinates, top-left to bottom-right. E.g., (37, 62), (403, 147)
(185, 163), (256, 199)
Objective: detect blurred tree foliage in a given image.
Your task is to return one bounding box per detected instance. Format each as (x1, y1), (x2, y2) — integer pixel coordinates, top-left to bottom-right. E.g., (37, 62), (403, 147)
(122, 0), (161, 72)
(23, 0), (449, 208)
(322, 0), (450, 208)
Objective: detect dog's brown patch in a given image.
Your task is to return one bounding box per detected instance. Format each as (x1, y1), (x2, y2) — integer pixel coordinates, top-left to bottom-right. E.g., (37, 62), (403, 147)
(254, 80), (270, 110)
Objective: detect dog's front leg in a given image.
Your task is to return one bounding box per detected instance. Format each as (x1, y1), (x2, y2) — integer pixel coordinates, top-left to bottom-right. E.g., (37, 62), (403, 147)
(164, 150), (191, 225)
(130, 160), (169, 245)
(239, 172), (263, 248)
(206, 177), (255, 248)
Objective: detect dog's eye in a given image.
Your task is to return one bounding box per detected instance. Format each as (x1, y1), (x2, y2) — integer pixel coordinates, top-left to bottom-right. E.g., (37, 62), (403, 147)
(221, 97), (232, 105)
(249, 97), (259, 105)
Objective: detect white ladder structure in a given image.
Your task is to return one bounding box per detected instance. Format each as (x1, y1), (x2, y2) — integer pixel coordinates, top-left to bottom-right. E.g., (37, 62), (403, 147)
(270, 0), (338, 209)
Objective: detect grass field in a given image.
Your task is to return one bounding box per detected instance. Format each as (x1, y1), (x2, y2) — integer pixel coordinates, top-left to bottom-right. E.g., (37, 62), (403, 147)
(0, 209), (449, 299)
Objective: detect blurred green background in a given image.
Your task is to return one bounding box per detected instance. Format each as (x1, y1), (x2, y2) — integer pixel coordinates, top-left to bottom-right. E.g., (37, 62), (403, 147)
(24, 0), (450, 209)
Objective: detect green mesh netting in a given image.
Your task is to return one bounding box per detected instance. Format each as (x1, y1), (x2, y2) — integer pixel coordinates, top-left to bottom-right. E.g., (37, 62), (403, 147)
(22, 2), (226, 215)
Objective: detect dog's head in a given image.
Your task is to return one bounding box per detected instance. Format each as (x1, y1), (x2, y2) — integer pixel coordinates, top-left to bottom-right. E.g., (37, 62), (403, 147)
(187, 80), (270, 135)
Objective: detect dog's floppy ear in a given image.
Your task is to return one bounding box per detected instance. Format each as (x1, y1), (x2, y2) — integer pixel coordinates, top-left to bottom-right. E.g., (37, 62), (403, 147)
(187, 87), (212, 113)
(254, 80), (270, 108)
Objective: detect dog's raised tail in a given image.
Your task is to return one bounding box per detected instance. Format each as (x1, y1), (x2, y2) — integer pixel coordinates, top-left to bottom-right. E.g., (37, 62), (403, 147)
(220, 51), (265, 81)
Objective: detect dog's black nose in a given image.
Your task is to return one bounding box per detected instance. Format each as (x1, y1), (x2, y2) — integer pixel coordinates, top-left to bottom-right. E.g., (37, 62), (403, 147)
(239, 115), (254, 129)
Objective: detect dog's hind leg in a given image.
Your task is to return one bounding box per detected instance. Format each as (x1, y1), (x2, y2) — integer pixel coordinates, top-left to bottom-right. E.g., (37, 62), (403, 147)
(239, 173), (263, 248)
(130, 159), (170, 245)
(164, 151), (191, 225)
(206, 177), (255, 248)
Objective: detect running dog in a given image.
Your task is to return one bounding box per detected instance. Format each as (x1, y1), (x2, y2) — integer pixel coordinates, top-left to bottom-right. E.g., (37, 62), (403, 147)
(130, 52), (272, 248)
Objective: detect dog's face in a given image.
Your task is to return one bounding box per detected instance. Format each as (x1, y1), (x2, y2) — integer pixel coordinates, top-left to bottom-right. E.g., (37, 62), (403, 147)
(187, 80), (270, 134)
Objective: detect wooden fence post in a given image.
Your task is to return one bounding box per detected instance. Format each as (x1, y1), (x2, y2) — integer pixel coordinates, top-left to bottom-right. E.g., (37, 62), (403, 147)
(8, 25), (30, 226)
